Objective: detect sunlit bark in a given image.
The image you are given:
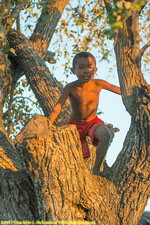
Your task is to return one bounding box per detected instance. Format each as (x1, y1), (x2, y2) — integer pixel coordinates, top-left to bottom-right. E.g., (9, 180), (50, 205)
(112, 14), (150, 224)
(7, 29), (71, 126)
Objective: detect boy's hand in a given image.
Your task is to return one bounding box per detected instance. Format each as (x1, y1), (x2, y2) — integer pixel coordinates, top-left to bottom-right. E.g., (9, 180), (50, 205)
(48, 84), (70, 123)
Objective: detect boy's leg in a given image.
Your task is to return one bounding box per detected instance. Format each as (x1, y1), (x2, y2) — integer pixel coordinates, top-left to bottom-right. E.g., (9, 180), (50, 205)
(92, 126), (112, 175)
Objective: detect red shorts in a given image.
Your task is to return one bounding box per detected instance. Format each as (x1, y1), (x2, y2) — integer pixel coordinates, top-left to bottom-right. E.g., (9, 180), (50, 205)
(68, 116), (105, 158)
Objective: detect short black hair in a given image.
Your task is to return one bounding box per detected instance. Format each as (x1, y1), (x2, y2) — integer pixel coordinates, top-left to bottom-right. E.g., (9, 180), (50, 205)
(72, 52), (96, 68)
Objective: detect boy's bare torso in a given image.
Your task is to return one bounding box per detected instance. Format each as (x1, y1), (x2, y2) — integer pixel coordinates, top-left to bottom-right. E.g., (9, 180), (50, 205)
(68, 79), (102, 122)
(48, 55), (121, 124)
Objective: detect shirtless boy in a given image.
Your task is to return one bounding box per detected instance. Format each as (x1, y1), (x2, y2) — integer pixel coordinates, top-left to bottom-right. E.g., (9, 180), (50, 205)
(49, 52), (121, 175)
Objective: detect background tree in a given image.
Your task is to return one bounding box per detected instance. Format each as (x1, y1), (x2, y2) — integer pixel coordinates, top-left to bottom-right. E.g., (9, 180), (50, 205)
(0, 0), (150, 224)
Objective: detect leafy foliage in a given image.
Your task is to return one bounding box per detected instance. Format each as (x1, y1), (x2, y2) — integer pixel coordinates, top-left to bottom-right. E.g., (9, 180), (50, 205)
(50, 0), (150, 77)
(52, 0), (110, 75)
(3, 77), (43, 140)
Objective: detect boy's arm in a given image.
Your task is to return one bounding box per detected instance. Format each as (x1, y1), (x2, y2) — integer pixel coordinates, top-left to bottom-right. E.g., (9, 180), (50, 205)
(48, 84), (70, 123)
(100, 80), (121, 95)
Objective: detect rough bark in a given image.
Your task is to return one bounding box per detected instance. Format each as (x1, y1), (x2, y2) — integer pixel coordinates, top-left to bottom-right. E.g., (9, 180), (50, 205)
(0, 116), (39, 221)
(7, 29), (71, 126)
(15, 115), (119, 224)
(111, 13), (150, 224)
(0, 169), (39, 221)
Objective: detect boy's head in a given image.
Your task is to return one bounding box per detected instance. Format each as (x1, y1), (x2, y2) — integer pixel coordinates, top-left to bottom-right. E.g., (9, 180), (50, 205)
(72, 52), (96, 68)
(71, 52), (97, 83)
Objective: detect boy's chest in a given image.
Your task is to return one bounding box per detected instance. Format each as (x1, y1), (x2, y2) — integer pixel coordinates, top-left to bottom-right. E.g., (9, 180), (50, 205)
(70, 87), (100, 104)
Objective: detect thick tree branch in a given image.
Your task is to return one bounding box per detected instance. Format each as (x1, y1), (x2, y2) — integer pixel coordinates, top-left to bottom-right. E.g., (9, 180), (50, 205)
(30, 0), (69, 57)
(14, 114), (150, 225)
(7, 29), (71, 126)
(112, 9), (150, 223)
(114, 14), (148, 115)
(131, 10), (140, 65)
(5, 0), (68, 92)
(111, 117), (150, 224)
(0, 168), (39, 221)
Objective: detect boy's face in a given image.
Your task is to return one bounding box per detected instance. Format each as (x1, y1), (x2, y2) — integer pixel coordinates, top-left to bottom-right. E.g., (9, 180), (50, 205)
(71, 56), (97, 84)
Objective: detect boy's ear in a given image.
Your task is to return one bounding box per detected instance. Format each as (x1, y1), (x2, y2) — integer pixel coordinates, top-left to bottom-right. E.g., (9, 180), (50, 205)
(95, 67), (98, 74)
(71, 67), (76, 74)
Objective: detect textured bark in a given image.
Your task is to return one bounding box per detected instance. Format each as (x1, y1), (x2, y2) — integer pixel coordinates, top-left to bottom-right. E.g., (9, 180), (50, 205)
(111, 14), (150, 224)
(2, 0), (69, 102)
(15, 115), (119, 224)
(0, 169), (39, 221)
(0, 117), (39, 221)
(7, 29), (71, 126)
(110, 120), (150, 225)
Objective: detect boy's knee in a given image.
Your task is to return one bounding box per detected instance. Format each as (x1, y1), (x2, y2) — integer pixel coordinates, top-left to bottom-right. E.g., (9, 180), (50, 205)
(103, 126), (112, 143)
(95, 126), (112, 143)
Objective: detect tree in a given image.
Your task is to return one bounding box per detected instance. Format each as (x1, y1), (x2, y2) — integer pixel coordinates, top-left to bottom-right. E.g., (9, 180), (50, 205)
(0, 0), (150, 224)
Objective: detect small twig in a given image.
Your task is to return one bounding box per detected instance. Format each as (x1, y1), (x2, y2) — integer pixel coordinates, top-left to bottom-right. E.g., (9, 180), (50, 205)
(16, 14), (20, 33)
(140, 40), (150, 57)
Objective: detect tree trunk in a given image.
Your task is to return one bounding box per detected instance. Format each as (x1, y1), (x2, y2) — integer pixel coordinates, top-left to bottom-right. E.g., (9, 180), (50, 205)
(15, 115), (119, 224)
(30, 0), (70, 58)
(0, 117), (39, 221)
(111, 17), (150, 224)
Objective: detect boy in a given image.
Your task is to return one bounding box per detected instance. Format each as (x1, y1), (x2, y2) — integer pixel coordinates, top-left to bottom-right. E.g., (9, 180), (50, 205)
(49, 52), (121, 175)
